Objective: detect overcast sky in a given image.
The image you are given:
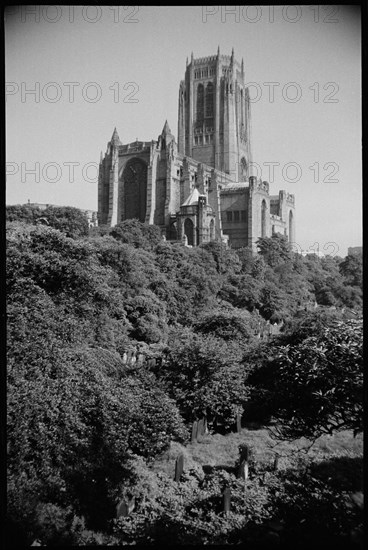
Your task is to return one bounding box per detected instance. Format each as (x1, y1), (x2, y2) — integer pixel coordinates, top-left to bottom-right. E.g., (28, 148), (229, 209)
(5, 5), (361, 256)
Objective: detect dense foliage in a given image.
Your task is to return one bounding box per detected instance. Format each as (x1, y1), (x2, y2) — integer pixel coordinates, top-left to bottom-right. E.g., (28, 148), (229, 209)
(6, 205), (363, 546)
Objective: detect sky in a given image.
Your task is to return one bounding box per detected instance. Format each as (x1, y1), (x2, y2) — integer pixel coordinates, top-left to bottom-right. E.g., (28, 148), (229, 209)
(5, 5), (361, 256)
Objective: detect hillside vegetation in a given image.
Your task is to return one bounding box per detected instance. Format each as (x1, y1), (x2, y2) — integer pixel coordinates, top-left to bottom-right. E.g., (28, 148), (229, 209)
(6, 206), (363, 547)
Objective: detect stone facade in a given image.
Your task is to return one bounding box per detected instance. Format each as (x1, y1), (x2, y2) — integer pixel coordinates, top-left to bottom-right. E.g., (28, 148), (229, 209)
(98, 49), (295, 250)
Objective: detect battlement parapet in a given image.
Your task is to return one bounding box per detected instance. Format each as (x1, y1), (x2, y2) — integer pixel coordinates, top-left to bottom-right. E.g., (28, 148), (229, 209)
(119, 141), (151, 154)
(193, 55), (217, 65)
(249, 176), (269, 194)
(191, 54), (241, 67)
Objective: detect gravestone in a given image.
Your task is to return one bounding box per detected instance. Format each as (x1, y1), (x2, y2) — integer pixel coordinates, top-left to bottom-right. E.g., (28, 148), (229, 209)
(191, 420), (198, 443)
(197, 417), (205, 438)
(174, 453), (184, 482)
(116, 496), (135, 518)
(122, 352), (128, 364)
(223, 487), (231, 514)
(239, 444), (249, 462)
(236, 413), (242, 433)
(273, 456), (279, 471)
(238, 459), (249, 480)
(237, 445), (249, 480)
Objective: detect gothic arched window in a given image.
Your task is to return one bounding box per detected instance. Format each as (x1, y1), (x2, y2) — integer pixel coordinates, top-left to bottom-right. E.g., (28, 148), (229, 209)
(184, 218), (194, 246)
(289, 210), (294, 243)
(261, 200), (267, 238)
(196, 84), (204, 125)
(122, 158), (147, 222)
(210, 218), (215, 240)
(205, 82), (214, 118)
(240, 157), (247, 181)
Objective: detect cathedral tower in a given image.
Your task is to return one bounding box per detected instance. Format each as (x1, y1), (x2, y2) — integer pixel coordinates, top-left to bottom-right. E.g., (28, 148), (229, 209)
(178, 47), (252, 182)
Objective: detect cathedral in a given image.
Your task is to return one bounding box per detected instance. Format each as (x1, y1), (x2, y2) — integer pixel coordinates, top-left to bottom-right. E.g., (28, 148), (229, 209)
(97, 48), (295, 250)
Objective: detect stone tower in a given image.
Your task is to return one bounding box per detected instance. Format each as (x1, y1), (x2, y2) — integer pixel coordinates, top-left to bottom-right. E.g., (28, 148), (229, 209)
(178, 47), (252, 182)
(98, 49), (295, 251)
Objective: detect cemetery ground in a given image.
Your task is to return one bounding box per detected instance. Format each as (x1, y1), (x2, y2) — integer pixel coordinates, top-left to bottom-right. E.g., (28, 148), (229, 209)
(114, 424), (363, 547)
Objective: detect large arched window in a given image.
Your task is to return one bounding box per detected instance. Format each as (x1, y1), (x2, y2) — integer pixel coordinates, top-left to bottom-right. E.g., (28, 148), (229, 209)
(210, 218), (215, 241)
(261, 200), (267, 238)
(240, 157), (247, 181)
(289, 210), (294, 243)
(205, 82), (214, 118)
(196, 84), (204, 125)
(184, 218), (194, 246)
(169, 221), (178, 241)
(122, 158), (147, 222)
(241, 88), (244, 127)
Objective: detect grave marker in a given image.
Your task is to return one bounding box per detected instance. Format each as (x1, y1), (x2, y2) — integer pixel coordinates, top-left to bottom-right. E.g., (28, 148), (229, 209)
(174, 452), (184, 482)
(191, 420), (198, 443)
(223, 487), (231, 514)
(236, 413), (242, 433)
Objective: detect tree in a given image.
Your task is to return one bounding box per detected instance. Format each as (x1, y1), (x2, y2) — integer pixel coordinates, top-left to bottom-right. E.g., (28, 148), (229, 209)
(42, 206), (89, 237)
(339, 253), (362, 288)
(247, 317), (363, 440)
(159, 330), (251, 429)
(110, 219), (162, 250)
(256, 234), (292, 267)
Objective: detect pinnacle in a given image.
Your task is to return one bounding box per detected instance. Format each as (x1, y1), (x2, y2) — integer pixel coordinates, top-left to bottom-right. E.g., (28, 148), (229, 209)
(162, 120), (172, 135)
(111, 127), (121, 145)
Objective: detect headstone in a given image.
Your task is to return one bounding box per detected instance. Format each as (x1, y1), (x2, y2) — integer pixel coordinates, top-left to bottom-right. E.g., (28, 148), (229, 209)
(116, 496), (135, 518)
(137, 353), (144, 364)
(223, 487), (231, 514)
(122, 352), (128, 364)
(273, 456), (279, 471)
(191, 420), (198, 443)
(239, 444), (249, 462)
(148, 358), (156, 369)
(197, 417), (205, 438)
(238, 459), (249, 480)
(174, 453), (184, 482)
(236, 413), (242, 433)
(237, 445), (249, 480)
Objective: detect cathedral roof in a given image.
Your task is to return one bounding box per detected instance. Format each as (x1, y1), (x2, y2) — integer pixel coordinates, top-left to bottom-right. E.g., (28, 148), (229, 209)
(222, 182), (248, 191)
(182, 187), (201, 206)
